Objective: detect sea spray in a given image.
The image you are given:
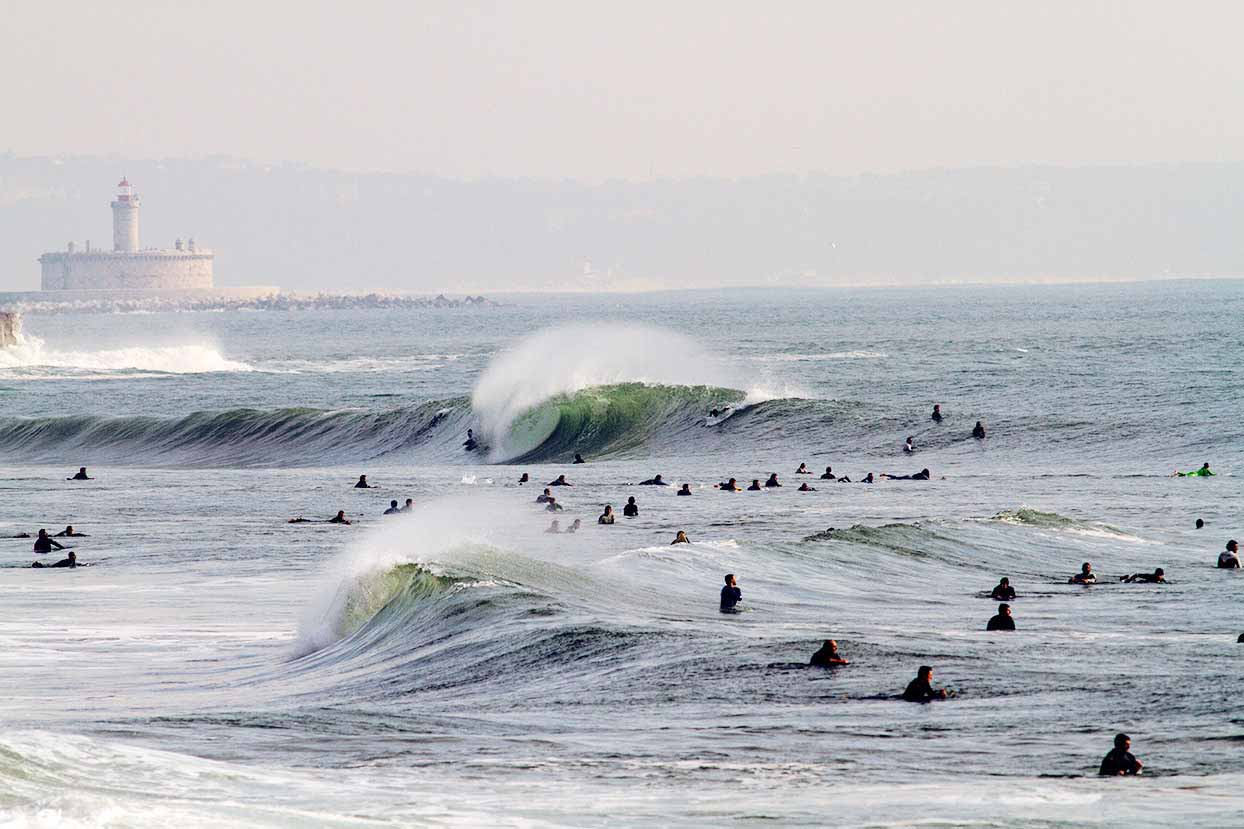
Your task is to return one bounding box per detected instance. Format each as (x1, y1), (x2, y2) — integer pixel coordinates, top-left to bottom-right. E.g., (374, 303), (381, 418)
(470, 322), (746, 460)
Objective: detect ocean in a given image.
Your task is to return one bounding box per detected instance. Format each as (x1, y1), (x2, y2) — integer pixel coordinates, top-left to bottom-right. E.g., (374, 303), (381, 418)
(1, 281), (1242, 827)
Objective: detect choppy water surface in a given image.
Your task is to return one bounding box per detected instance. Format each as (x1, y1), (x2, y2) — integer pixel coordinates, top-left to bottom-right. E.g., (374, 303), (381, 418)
(1, 282), (1243, 827)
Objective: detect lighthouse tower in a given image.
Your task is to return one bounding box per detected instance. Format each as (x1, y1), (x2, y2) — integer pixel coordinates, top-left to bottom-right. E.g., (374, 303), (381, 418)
(110, 177), (140, 252)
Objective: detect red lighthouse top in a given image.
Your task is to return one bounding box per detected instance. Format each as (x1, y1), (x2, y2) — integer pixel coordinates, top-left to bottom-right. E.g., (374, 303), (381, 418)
(118, 177), (130, 188)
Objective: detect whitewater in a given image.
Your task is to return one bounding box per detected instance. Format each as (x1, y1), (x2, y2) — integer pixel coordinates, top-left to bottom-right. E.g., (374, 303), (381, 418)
(1, 283), (1243, 827)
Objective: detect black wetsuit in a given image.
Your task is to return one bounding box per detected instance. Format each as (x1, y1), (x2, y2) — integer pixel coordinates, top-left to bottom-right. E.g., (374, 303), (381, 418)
(720, 585), (742, 612)
(677, 488), (692, 496)
(810, 647), (843, 667)
(549, 479), (571, 486)
(972, 425), (986, 439)
(639, 478), (668, 486)
(990, 585), (1016, 601)
(536, 494), (551, 503)
(765, 478), (781, 488)
(354, 481), (370, 489)
(888, 470), (930, 481)
(71, 471), (90, 480)
(747, 482), (762, 491)
(1099, 748), (1141, 776)
(33, 556), (76, 568)
(986, 614), (1015, 631)
(932, 411), (942, 423)
(623, 503), (638, 517)
(598, 513), (614, 525)
(33, 537), (61, 554)
(902, 677), (939, 702)
(383, 506), (400, 515)
(820, 472), (836, 480)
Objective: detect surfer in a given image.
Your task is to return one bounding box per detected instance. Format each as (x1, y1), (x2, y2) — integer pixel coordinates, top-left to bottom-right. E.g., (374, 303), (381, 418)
(986, 603), (1016, 631)
(796, 463), (811, 475)
(1121, 568), (1166, 584)
(546, 519), (561, 533)
(1099, 734), (1143, 776)
(639, 474), (669, 486)
(329, 511), (351, 524)
(809, 639), (848, 667)
(1070, 562), (1096, 584)
(860, 473), (875, 484)
(747, 479), (763, 491)
(573, 453), (586, 464)
(903, 436), (914, 453)
(548, 474), (571, 486)
(672, 531), (690, 545)
(598, 505), (615, 525)
(797, 483), (815, 491)
(1218, 540), (1240, 569)
(536, 488), (553, 504)
(53, 525), (87, 537)
(1174, 462), (1214, 477)
(820, 466), (836, 480)
(836, 475), (853, 483)
(881, 468), (930, 481)
(972, 421), (986, 439)
(623, 497), (639, 517)
(33, 529), (65, 554)
(69, 467), (93, 481)
(545, 497), (564, 512)
(518, 473), (529, 484)
(463, 429), (478, 451)
(383, 500), (401, 515)
(565, 518), (582, 534)
(677, 484), (692, 496)
(902, 666), (948, 702)
(720, 574), (741, 613)
(354, 474), (372, 489)
(718, 478), (741, 492)
(931, 404), (943, 423)
(399, 498), (414, 512)
(990, 577), (1017, 601)
(1195, 518), (1205, 529)
(32, 551), (78, 569)
(765, 473), (782, 488)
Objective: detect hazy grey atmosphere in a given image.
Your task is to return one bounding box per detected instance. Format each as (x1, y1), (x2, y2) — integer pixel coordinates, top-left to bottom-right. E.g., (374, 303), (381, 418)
(4, 1), (1244, 292)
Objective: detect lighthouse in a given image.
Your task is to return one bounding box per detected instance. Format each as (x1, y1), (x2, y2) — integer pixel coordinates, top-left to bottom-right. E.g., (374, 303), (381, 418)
(110, 177), (140, 252)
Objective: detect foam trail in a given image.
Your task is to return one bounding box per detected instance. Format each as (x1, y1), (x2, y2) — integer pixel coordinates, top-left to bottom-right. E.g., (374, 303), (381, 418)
(470, 322), (744, 459)
(0, 331), (251, 374)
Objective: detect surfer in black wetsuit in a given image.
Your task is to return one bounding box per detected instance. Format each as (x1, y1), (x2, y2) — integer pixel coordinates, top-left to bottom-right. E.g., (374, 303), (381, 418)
(1218, 540), (1240, 569)
(972, 421), (986, 439)
(329, 511), (351, 524)
(820, 466), (836, 480)
(677, 484), (692, 496)
(639, 475), (668, 486)
(598, 505), (615, 524)
(1070, 562), (1096, 584)
(545, 497), (564, 512)
(986, 603), (1015, 631)
(765, 473), (781, 488)
(1121, 568), (1166, 584)
(536, 488), (552, 504)
(931, 404), (943, 423)
(54, 525), (87, 537)
(882, 468), (931, 481)
(796, 463), (810, 475)
(518, 473), (529, 484)
(383, 500), (400, 515)
(798, 482), (815, 491)
(860, 473), (874, 484)
(623, 497), (639, 517)
(33, 529), (64, 554)
(810, 639), (848, 667)
(69, 467), (93, 480)
(548, 474), (571, 486)
(463, 429), (478, 451)
(672, 531), (690, 545)
(990, 577), (1017, 601)
(1195, 518), (1204, 529)
(902, 666), (948, 702)
(354, 475), (372, 489)
(747, 479), (763, 491)
(720, 574), (741, 613)
(32, 551), (78, 569)
(573, 453), (586, 464)
(1099, 734), (1143, 776)
(718, 478), (741, 492)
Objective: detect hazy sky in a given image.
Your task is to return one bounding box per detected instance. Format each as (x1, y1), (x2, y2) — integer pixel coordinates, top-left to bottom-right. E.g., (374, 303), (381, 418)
(5, 1), (1244, 180)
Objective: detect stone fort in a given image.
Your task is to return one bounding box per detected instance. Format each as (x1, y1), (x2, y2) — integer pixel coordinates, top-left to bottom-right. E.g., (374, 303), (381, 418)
(38, 179), (213, 291)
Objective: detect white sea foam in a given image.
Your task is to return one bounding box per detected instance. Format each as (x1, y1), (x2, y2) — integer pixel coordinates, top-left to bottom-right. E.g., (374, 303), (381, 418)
(0, 332), (251, 375)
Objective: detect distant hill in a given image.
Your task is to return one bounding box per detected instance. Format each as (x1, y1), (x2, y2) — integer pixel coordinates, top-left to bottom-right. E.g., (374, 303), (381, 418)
(2, 154), (1243, 292)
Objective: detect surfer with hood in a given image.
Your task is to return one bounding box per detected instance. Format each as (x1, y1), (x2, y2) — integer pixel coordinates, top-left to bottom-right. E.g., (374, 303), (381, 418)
(354, 475), (372, 489)
(69, 467), (93, 481)
(548, 474), (571, 487)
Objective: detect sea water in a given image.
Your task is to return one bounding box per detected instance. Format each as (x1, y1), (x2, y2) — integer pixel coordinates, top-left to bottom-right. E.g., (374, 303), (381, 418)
(1, 282), (1242, 827)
